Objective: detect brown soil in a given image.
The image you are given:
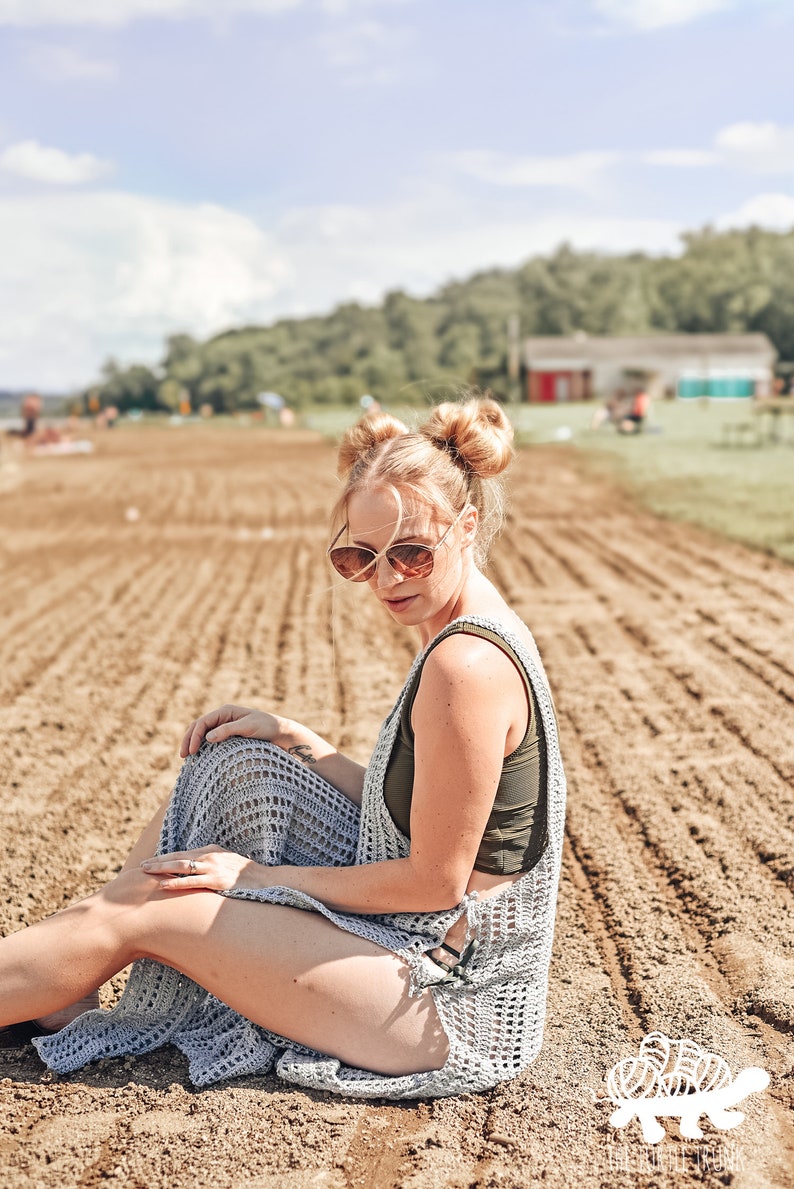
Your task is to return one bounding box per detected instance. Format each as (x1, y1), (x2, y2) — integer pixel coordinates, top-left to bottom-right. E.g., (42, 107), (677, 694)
(1, 426), (792, 1189)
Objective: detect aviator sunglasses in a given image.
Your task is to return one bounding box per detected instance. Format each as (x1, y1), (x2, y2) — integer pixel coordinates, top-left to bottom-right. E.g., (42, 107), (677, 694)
(327, 508), (466, 582)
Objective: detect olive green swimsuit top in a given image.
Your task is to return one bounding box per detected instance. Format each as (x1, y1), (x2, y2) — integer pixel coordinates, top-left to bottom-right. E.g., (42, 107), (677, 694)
(382, 622), (549, 876)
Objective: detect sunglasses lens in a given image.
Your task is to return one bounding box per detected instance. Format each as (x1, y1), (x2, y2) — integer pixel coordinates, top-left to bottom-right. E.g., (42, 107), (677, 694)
(329, 541), (436, 581)
(329, 547), (376, 582)
(388, 544), (434, 578)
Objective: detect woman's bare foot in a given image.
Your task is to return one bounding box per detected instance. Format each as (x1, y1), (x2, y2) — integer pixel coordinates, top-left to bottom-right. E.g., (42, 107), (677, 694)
(33, 991), (101, 1032)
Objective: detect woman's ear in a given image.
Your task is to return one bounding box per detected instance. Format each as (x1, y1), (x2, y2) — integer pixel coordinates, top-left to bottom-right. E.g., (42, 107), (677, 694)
(461, 504), (478, 548)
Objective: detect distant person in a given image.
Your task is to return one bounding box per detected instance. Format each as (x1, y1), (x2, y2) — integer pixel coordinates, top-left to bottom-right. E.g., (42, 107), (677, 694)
(95, 406), (119, 429)
(20, 392), (42, 439)
(590, 387), (628, 431)
(6, 393), (43, 447)
(5, 392), (44, 444)
(619, 388), (650, 435)
(0, 396), (565, 1102)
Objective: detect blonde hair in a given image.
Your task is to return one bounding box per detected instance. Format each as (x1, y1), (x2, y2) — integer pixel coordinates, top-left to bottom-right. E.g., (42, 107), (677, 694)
(332, 395), (514, 566)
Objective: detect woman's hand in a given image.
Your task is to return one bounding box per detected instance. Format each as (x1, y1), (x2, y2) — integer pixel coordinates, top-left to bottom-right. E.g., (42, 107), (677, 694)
(180, 704), (280, 758)
(140, 847), (268, 892)
(179, 705), (368, 809)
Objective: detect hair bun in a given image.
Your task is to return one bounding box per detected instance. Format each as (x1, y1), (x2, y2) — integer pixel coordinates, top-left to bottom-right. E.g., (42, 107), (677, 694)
(422, 397), (513, 480)
(337, 411), (408, 476)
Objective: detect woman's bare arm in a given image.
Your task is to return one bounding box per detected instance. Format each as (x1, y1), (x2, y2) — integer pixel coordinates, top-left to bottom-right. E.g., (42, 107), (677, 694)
(145, 638), (526, 913)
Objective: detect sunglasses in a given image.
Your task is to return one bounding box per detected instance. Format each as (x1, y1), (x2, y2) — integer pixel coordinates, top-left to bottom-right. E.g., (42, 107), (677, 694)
(327, 510), (465, 582)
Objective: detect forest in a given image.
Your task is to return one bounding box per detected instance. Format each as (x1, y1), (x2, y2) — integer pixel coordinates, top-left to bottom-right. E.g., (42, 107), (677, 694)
(91, 224), (794, 413)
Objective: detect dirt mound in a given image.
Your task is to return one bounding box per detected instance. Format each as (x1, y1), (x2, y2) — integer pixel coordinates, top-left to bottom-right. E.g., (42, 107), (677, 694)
(1, 427), (792, 1187)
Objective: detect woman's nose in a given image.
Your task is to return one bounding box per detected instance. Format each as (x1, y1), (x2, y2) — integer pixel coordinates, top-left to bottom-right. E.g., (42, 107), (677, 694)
(373, 554), (404, 587)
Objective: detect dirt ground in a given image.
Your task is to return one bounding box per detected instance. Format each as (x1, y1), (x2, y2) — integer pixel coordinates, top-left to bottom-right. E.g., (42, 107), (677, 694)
(1, 425), (792, 1189)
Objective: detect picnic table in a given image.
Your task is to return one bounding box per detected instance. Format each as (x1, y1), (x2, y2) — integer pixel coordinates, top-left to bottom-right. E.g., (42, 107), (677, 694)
(720, 398), (794, 447)
(753, 397), (794, 443)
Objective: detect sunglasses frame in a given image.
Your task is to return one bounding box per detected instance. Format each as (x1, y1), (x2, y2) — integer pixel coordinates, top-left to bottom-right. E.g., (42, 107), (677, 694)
(327, 508), (467, 583)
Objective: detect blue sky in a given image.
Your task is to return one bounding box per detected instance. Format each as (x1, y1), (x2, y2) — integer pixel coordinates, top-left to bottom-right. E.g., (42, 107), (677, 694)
(1, 0), (793, 390)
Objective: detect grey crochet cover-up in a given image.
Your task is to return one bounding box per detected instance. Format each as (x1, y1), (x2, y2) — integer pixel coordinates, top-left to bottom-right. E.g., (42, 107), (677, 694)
(34, 614), (566, 1099)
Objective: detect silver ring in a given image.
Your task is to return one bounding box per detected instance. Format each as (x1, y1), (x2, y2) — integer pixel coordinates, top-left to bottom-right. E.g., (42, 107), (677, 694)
(188, 859), (197, 875)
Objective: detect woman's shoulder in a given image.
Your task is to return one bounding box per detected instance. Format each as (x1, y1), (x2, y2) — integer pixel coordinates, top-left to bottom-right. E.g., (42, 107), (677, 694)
(425, 612), (551, 700)
(431, 610), (531, 654)
(421, 615), (529, 688)
(412, 627), (526, 739)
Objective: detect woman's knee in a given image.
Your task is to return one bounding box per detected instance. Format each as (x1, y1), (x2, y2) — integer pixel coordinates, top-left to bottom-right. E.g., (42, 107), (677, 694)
(189, 736), (281, 768)
(83, 869), (178, 958)
(100, 869), (225, 967)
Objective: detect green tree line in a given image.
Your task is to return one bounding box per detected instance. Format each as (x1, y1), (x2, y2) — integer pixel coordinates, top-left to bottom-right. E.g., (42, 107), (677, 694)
(91, 224), (794, 413)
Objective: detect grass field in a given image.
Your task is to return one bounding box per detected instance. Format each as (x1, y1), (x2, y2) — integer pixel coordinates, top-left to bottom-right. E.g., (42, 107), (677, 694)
(305, 399), (794, 564)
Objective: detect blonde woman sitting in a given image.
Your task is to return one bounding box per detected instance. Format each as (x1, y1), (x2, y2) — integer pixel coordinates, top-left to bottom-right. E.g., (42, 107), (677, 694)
(0, 396), (565, 1099)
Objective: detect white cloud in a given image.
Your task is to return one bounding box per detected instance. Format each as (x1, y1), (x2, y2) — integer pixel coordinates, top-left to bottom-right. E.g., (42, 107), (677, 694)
(275, 197), (680, 315)
(320, 19), (390, 67)
(319, 0), (413, 12)
(0, 139), (113, 184)
(447, 149), (620, 194)
(641, 122), (794, 174)
(716, 191), (794, 231)
(0, 191), (292, 388)
(0, 183), (682, 389)
(27, 43), (117, 80)
(593, 0), (732, 30)
(641, 148), (720, 167)
(0, 0), (301, 27)
(318, 18), (411, 85)
(715, 121), (794, 172)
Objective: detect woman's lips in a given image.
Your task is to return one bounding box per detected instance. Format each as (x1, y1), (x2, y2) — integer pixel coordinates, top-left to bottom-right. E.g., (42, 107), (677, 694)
(382, 594), (418, 612)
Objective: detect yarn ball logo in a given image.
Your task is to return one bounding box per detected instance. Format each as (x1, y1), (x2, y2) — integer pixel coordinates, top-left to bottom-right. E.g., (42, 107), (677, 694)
(606, 1033), (769, 1145)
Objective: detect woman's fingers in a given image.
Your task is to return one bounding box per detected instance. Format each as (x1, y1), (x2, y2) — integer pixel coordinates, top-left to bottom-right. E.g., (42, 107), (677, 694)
(205, 714), (255, 744)
(140, 847), (247, 893)
(141, 850), (215, 889)
(179, 714), (217, 757)
(179, 719), (201, 757)
(179, 705), (259, 757)
(141, 851), (197, 872)
(204, 721), (236, 743)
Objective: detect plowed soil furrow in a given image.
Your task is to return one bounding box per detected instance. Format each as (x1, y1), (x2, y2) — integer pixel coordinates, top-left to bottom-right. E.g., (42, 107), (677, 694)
(0, 548), (115, 622)
(233, 549), (303, 708)
(1, 432), (792, 1189)
(662, 533), (794, 608)
(0, 551), (155, 703)
(563, 526), (683, 600)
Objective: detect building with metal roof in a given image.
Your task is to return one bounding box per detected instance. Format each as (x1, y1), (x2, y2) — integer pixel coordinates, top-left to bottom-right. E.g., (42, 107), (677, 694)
(522, 333), (776, 402)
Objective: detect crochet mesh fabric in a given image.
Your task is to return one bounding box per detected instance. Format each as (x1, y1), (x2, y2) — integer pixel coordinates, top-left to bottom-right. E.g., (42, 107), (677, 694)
(34, 615), (566, 1099)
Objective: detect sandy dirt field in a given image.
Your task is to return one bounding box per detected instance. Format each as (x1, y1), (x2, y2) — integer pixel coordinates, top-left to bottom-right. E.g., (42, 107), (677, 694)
(1, 425), (792, 1189)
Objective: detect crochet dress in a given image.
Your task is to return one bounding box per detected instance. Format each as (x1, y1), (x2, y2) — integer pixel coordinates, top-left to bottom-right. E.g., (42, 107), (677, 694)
(34, 615), (566, 1099)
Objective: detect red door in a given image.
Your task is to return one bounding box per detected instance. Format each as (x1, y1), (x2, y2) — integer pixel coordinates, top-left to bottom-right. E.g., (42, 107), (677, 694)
(539, 373), (556, 402)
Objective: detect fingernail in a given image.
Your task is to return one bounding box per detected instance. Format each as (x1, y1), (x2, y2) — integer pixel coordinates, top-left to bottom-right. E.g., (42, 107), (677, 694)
(206, 731), (216, 741)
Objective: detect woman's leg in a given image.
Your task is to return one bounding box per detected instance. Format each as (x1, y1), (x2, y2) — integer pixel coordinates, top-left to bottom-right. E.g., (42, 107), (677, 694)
(118, 793), (171, 872)
(0, 868), (447, 1077)
(21, 739), (362, 1037)
(28, 793), (172, 1032)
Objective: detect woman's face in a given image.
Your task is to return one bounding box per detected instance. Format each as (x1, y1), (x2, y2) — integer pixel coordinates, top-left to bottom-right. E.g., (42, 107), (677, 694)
(345, 486), (475, 637)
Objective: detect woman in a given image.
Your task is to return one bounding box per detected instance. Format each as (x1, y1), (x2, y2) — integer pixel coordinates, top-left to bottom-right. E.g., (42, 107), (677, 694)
(0, 396), (565, 1099)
